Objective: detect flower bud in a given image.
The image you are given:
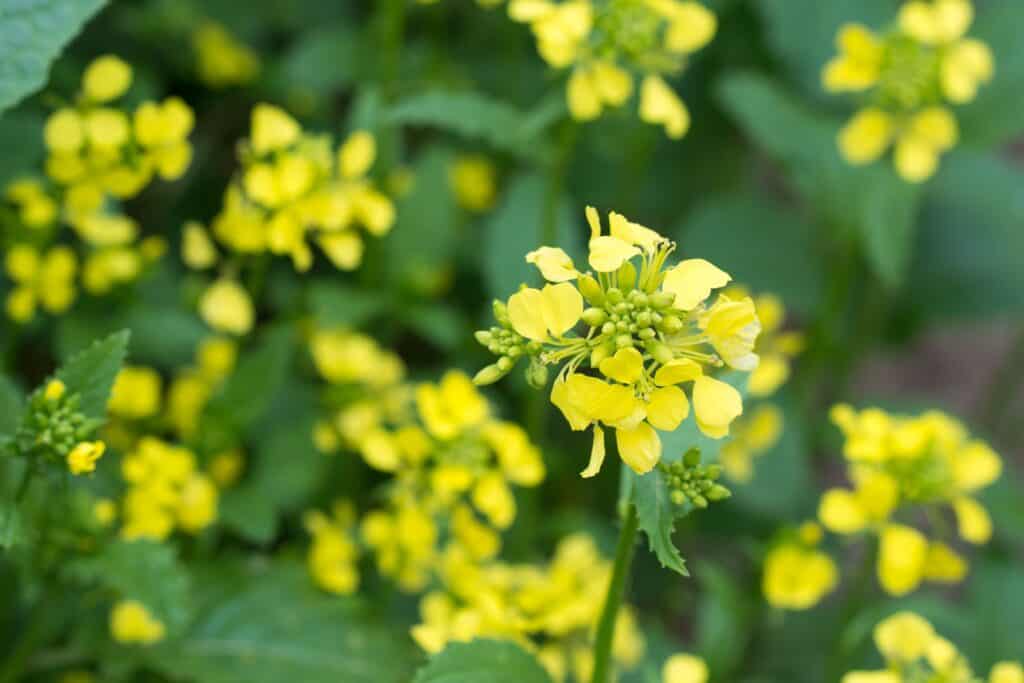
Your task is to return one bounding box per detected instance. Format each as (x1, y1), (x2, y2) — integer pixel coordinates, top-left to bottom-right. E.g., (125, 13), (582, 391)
(525, 358), (549, 389)
(670, 490), (687, 506)
(496, 356), (514, 371)
(645, 340), (674, 365)
(683, 448), (702, 467)
(474, 330), (493, 346)
(473, 364), (507, 386)
(659, 315), (683, 334)
(707, 484), (732, 501)
(615, 335), (634, 349)
(493, 299), (510, 326)
(651, 291), (676, 309)
(581, 307), (607, 328)
(635, 311), (652, 328)
(617, 261), (636, 291)
(605, 287), (624, 304)
(628, 290), (648, 307)
(577, 274), (604, 306)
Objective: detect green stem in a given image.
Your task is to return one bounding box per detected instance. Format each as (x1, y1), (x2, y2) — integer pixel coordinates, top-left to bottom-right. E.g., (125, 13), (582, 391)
(590, 502), (639, 683)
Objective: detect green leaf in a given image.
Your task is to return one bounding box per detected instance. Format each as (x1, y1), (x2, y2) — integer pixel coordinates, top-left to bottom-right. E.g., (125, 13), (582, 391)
(0, 0), (108, 113)
(0, 113), (44, 186)
(403, 303), (469, 351)
(674, 193), (823, 316)
(307, 280), (389, 329)
(628, 465), (688, 576)
(717, 72), (922, 288)
(55, 329), (130, 420)
(68, 539), (192, 634)
(0, 374), (24, 437)
(267, 23), (361, 96)
(908, 150), (1024, 320)
(144, 561), (415, 683)
(958, 2), (1024, 146)
(0, 500), (24, 550)
(386, 91), (552, 160)
(481, 173), (586, 302)
(204, 326), (293, 434)
(414, 639), (553, 683)
(694, 562), (754, 677)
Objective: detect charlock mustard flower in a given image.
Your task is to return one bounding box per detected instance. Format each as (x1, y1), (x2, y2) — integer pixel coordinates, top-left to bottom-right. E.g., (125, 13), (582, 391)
(4, 244), (77, 323)
(199, 278), (254, 335)
(5, 179), (58, 228)
(818, 405), (998, 596)
(762, 522), (839, 610)
(824, 0), (994, 182)
(449, 155), (498, 212)
(990, 663), (1024, 683)
(108, 366), (163, 420)
(508, 0), (715, 138)
(841, 611), (1003, 683)
(192, 21), (261, 88)
(119, 437), (218, 540)
(305, 501), (360, 595)
(67, 441), (106, 475)
(475, 206), (758, 477)
(412, 533), (644, 683)
(210, 104), (395, 272)
(663, 654), (709, 683)
(109, 600), (165, 645)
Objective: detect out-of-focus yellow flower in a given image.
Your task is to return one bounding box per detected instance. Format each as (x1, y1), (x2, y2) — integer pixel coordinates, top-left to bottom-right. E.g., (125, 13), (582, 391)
(824, 0), (993, 182)
(762, 526), (838, 610)
(208, 449), (244, 488)
(663, 654), (708, 683)
(719, 404), (782, 482)
(109, 600), (165, 645)
(990, 662), (1024, 683)
(199, 279), (254, 335)
(449, 155), (498, 212)
(193, 21), (260, 88)
(109, 366), (162, 420)
(305, 502), (360, 595)
(4, 244), (77, 323)
(5, 178), (58, 228)
(83, 55), (133, 103)
(67, 441), (106, 475)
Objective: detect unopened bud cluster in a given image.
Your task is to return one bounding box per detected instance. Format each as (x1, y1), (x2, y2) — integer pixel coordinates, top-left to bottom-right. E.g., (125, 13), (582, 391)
(659, 448), (731, 509)
(14, 380), (101, 464)
(473, 300), (543, 387)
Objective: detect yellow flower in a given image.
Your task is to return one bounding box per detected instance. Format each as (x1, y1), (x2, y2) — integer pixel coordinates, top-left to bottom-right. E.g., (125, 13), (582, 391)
(662, 259), (731, 311)
(67, 441), (106, 475)
(567, 61), (633, 121)
(109, 366), (162, 420)
(44, 109), (86, 153)
(416, 370), (490, 439)
(762, 542), (838, 610)
(199, 279), (254, 335)
(133, 97), (195, 180)
(822, 24), (884, 92)
(110, 600), (165, 645)
(182, 221), (219, 269)
(43, 379), (66, 402)
(305, 506), (360, 595)
(877, 523), (929, 596)
(449, 155), (498, 212)
(4, 244), (77, 323)
(83, 55), (133, 103)
(507, 283), (584, 341)
(639, 74), (690, 139)
(990, 662), (1024, 683)
(193, 21), (261, 88)
(700, 294), (761, 371)
(874, 611), (935, 662)
(662, 654), (708, 683)
(250, 103), (301, 154)
(719, 403), (782, 482)
(526, 246), (579, 282)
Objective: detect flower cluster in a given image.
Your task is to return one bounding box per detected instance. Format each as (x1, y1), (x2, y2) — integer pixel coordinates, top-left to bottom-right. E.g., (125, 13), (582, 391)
(762, 522), (839, 611)
(718, 289), (802, 482)
(818, 405), (1001, 596)
(197, 103), (395, 273)
(304, 500), (361, 595)
(824, 0), (994, 182)
(842, 612), (1021, 683)
(193, 20), (261, 88)
(109, 599), (166, 646)
(411, 533), (645, 682)
(2, 55), (190, 322)
(475, 206), (759, 477)
(11, 379), (105, 475)
(508, 0), (716, 137)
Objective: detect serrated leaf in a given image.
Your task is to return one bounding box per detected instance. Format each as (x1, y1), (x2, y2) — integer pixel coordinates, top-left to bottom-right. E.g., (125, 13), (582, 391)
(414, 639), (553, 683)
(386, 91), (552, 160)
(204, 325), (293, 434)
(68, 539), (192, 633)
(482, 173), (586, 302)
(717, 72), (922, 289)
(0, 0), (108, 113)
(55, 329), (130, 420)
(628, 466), (688, 576)
(143, 561), (415, 683)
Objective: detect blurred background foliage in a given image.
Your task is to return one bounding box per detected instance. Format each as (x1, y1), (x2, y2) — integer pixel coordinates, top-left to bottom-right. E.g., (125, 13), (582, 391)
(0, 0), (1022, 681)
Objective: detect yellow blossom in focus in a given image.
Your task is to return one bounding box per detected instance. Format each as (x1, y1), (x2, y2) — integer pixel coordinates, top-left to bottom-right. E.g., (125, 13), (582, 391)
(109, 600), (165, 645)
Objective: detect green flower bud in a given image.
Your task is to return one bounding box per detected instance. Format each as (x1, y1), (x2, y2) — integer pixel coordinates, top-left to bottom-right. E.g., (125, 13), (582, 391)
(617, 261), (637, 291)
(659, 315), (683, 334)
(706, 464), (722, 480)
(581, 308), (607, 327)
(645, 340), (674, 365)
(605, 287), (624, 305)
(707, 484), (732, 501)
(473, 364), (507, 386)
(493, 299), (510, 326)
(635, 311), (652, 328)
(615, 335), (634, 349)
(507, 345), (522, 358)
(651, 291), (676, 309)
(578, 274), (604, 305)
(475, 330), (493, 346)
(638, 328), (656, 340)
(525, 358), (549, 390)
(683, 448), (702, 468)
(670, 490), (687, 506)
(601, 322), (616, 335)
(628, 291), (648, 307)
(497, 356), (514, 371)
(692, 495), (708, 509)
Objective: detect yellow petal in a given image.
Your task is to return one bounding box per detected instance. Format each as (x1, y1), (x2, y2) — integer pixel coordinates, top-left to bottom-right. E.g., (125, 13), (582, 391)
(552, 374), (593, 430)
(933, 0), (973, 42)
(989, 662), (1024, 683)
(250, 103), (301, 154)
(580, 425), (607, 478)
(873, 610), (935, 662)
(598, 347), (645, 384)
(664, 3), (716, 54)
(639, 74), (690, 139)
(818, 488), (867, 534)
(838, 108), (894, 165)
(923, 542), (967, 583)
(900, 1), (940, 43)
(567, 66), (602, 121)
(952, 441), (1002, 492)
(608, 211), (663, 250)
(540, 282), (583, 337)
(748, 354), (789, 397)
(591, 60), (633, 106)
(853, 470), (900, 523)
(526, 246), (578, 282)
(338, 130), (376, 178)
(894, 134), (940, 183)
(908, 107), (959, 151)
(646, 385), (689, 431)
(952, 495), (992, 544)
(44, 109), (85, 153)
(823, 56), (880, 92)
(83, 55), (133, 102)
(585, 205), (601, 238)
(701, 294), (761, 371)
(588, 235), (640, 272)
(654, 359), (703, 386)
(662, 258), (731, 310)
(507, 287), (549, 341)
(942, 39), (995, 103)
(615, 422), (661, 474)
(662, 653), (709, 683)
(877, 524), (928, 596)
(692, 376), (742, 438)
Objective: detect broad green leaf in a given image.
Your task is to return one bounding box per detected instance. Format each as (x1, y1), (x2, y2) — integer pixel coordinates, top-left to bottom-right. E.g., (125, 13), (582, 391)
(753, 0), (894, 105)
(628, 465), (688, 576)
(695, 562), (754, 677)
(0, 500), (24, 550)
(963, 559), (1024, 671)
(204, 325), (293, 434)
(144, 561), (415, 683)
(0, 0), (108, 113)
(414, 639), (553, 683)
(307, 280), (389, 329)
(908, 150), (1024, 320)
(482, 173), (586, 302)
(68, 539), (192, 634)
(386, 91), (552, 160)
(717, 72), (922, 289)
(674, 193), (823, 316)
(958, 2), (1024, 146)
(55, 329), (130, 420)
(0, 374), (24, 437)
(0, 113), (44, 185)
